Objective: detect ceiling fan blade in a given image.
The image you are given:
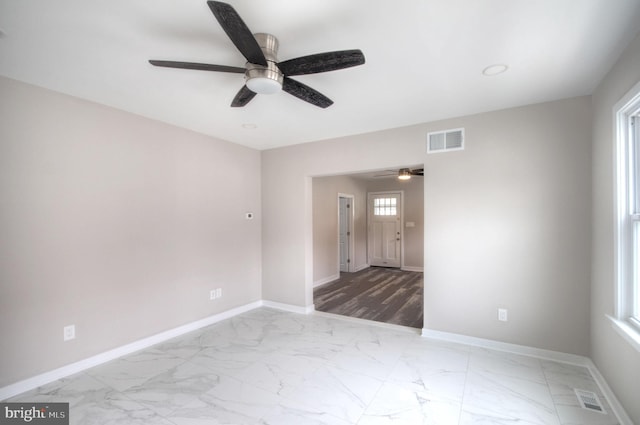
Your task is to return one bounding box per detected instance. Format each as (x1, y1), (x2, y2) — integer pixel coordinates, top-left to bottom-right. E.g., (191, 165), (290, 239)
(282, 77), (333, 108)
(207, 1), (267, 66)
(277, 49), (365, 76)
(231, 85), (257, 107)
(411, 168), (424, 176)
(149, 60), (245, 73)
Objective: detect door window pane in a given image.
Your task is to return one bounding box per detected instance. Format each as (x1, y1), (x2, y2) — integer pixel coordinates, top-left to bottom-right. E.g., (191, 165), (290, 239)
(374, 198), (397, 216)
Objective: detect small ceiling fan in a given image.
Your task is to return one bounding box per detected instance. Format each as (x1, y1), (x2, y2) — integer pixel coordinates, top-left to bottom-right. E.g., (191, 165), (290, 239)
(374, 168), (424, 180)
(149, 1), (365, 108)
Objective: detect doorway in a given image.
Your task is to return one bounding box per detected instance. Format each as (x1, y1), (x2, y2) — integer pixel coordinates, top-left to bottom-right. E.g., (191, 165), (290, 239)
(311, 170), (423, 328)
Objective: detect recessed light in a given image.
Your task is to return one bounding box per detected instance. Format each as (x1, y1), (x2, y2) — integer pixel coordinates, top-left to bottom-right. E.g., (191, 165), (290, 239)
(482, 64), (508, 76)
(241, 123), (257, 129)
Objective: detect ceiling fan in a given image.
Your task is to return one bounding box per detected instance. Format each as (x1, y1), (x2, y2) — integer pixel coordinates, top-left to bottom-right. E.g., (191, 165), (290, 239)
(374, 168), (424, 180)
(149, 1), (366, 108)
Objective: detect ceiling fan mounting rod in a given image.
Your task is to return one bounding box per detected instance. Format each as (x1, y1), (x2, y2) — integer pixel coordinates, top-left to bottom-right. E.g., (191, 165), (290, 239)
(245, 33), (283, 93)
(254, 33), (279, 62)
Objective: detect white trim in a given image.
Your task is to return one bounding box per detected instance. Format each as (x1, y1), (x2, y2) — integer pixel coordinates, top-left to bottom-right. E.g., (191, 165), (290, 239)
(613, 79), (640, 341)
(607, 314), (640, 353)
(421, 327), (633, 425)
(588, 357), (635, 425)
(613, 81), (640, 322)
(614, 90), (634, 320)
(421, 328), (588, 365)
(614, 98), (625, 319)
(355, 263), (370, 272)
(401, 266), (424, 272)
(261, 300), (315, 315)
(313, 273), (340, 288)
(0, 301), (262, 401)
(338, 193), (356, 274)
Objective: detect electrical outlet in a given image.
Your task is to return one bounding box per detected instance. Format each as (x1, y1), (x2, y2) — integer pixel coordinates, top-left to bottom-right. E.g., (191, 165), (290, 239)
(210, 288), (223, 300)
(63, 325), (76, 341)
(498, 308), (508, 322)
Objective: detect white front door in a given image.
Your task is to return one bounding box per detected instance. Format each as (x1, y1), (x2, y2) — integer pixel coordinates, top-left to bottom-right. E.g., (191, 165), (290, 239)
(368, 192), (402, 268)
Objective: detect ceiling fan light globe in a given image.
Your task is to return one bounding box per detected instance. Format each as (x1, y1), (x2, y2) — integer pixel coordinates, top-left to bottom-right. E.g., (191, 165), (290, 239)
(246, 76), (282, 94)
(245, 58), (283, 95)
(398, 168), (412, 180)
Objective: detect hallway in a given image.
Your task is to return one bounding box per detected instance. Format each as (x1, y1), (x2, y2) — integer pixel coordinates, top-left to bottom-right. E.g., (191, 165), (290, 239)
(313, 267), (423, 328)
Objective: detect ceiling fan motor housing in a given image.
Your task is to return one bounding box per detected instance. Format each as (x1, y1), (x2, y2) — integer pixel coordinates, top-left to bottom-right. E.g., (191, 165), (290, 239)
(245, 33), (283, 94)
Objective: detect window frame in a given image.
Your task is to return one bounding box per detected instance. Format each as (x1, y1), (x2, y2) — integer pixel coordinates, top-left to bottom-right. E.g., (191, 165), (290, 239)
(373, 197), (398, 216)
(613, 79), (640, 351)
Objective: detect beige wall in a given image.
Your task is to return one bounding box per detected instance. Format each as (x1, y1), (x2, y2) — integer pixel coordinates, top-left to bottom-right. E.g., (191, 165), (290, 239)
(263, 96), (592, 355)
(423, 97), (592, 355)
(591, 31), (640, 424)
(312, 176), (368, 283)
(0, 77), (262, 387)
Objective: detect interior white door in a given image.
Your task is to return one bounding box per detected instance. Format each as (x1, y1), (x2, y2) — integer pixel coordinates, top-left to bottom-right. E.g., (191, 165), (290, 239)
(339, 197), (351, 272)
(368, 192), (401, 268)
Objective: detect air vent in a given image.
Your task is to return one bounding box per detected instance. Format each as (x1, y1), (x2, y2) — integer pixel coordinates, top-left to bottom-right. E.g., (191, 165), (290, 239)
(427, 128), (464, 153)
(574, 389), (606, 414)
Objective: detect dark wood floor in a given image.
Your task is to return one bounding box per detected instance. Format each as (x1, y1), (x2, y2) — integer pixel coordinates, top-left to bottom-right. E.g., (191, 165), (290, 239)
(313, 267), (423, 328)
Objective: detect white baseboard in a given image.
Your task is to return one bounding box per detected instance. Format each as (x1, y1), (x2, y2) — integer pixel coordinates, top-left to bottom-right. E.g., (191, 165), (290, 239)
(312, 265), (372, 286)
(313, 274), (339, 288)
(355, 264), (422, 272)
(421, 328), (589, 365)
(421, 328), (632, 424)
(261, 300), (315, 315)
(0, 301), (262, 401)
(586, 359), (634, 425)
(401, 266), (424, 272)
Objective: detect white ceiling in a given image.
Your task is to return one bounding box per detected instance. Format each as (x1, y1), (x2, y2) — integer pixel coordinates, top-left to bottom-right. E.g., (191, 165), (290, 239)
(1, 1), (639, 150)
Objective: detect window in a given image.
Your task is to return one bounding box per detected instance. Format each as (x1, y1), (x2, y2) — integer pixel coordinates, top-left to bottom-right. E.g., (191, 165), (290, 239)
(615, 81), (640, 346)
(628, 114), (640, 323)
(373, 197), (397, 216)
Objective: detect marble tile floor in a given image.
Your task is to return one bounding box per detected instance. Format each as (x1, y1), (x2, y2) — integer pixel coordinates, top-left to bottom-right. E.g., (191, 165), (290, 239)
(7, 308), (620, 425)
